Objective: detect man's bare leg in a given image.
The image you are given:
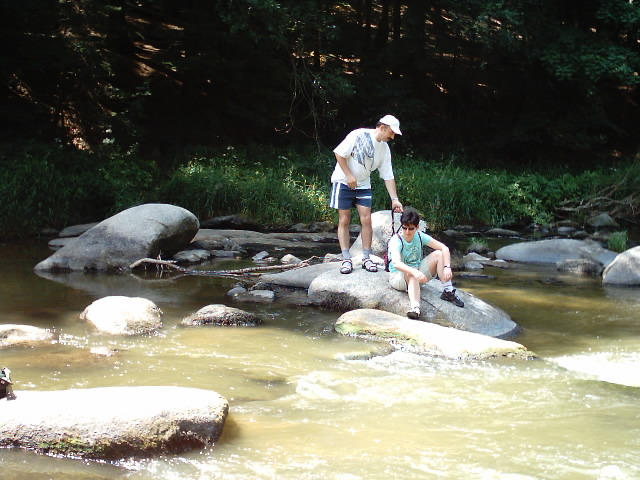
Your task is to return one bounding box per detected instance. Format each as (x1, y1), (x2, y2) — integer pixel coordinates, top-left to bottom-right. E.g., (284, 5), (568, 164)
(356, 204), (373, 253)
(337, 209), (352, 253)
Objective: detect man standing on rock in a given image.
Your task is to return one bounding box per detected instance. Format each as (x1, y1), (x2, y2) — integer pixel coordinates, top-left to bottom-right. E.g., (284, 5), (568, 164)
(330, 114), (404, 274)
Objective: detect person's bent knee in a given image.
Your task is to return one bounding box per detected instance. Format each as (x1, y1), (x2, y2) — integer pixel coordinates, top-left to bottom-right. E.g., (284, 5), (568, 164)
(389, 271), (407, 291)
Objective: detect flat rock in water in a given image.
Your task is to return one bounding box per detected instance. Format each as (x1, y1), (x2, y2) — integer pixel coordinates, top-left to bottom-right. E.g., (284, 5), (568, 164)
(496, 239), (617, 268)
(0, 324), (54, 348)
(264, 264), (518, 337)
(335, 309), (533, 360)
(261, 262), (338, 289)
(0, 386), (228, 459)
(172, 248), (211, 263)
(191, 229), (335, 252)
(602, 246), (640, 286)
(35, 204), (199, 272)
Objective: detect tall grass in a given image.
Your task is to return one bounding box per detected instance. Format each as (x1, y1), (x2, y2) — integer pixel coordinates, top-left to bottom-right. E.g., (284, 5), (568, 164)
(2, 142), (638, 238)
(157, 147), (333, 225)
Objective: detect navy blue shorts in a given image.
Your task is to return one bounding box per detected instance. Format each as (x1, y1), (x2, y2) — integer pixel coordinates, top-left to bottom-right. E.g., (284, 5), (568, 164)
(329, 182), (372, 210)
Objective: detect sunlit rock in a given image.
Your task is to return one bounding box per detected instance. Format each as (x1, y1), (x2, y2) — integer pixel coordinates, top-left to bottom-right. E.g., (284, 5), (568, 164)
(0, 386), (228, 459)
(34, 204), (199, 272)
(263, 263), (518, 337)
(80, 296), (163, 335)
(180, 304), (261, 327)
(335, 309), (533, 360)
(496, 238), (617, 268)
(172, 248), (211, 264)
(602, 246), (640, 286)
(307, 268), (518, 338)
(0, 324), (54, 348)
(281, 254), (302, 264)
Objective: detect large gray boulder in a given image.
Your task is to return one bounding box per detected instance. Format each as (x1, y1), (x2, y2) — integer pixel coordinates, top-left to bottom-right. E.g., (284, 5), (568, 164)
(602, 246), (640, 286)
(335, 309), (533, 360)
(350, 210), (427, 257)
(35, 204), (199, 272)
(308, 269), (517, 337)
(0, 386), (228, 459)
(496, 239), (617, 268)
(0, 324), (54, 348)
(264, 265), (518, 337)
(80, 296), (163, 335)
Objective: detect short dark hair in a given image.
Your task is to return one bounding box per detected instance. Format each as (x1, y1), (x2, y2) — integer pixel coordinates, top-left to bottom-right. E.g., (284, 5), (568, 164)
(400, 206), (420, 227)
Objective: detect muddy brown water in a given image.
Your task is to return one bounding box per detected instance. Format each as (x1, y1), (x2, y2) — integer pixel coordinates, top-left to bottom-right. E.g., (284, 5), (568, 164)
(1, 240), (639, 480)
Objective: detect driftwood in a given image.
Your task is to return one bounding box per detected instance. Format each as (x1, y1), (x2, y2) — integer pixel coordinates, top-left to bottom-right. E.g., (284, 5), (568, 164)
(129, 256), (320, 277)
(555, 169), (639, 224)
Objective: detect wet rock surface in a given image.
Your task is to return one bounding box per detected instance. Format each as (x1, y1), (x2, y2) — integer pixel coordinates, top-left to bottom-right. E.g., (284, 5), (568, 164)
(181, 304), (262, 326)
(335, 309), (533, 360)
(602, 246), (640, 286)
(0, 324), (54, 348)
(0, 386), (228, 460)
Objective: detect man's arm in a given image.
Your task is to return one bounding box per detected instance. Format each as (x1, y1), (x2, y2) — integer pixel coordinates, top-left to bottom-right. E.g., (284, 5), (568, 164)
(384, 178), (403, 212)
(335, 153), (357, 189)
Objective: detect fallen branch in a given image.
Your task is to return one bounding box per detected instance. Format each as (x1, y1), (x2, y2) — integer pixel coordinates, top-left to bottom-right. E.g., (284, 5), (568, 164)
(129, 256), (322, 277)
(129, 258), (186, 271)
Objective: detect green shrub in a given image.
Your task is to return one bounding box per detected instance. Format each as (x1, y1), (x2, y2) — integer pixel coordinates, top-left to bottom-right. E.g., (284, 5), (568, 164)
(608, 231), (628, 253)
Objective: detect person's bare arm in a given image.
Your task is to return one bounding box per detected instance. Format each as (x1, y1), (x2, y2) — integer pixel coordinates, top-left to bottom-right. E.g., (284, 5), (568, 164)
(384, 178), (403, 212)
(335, 153), (356, 189)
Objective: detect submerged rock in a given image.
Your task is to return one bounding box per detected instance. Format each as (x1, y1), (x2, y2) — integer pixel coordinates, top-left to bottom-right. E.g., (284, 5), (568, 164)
(0, 386), (228, 459)
(80, 296), (163, 335)
(35, 204), (199, 272)
(335, 309), (533, 360)
(0, 324), (54, 348)
(181, 304), (261, 327)
(556, 258), (602, 275)
(602, 246), (640, 286)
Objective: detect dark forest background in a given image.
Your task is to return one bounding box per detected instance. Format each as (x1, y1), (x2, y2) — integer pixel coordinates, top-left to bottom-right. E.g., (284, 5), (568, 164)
(2, 1), (640, 237)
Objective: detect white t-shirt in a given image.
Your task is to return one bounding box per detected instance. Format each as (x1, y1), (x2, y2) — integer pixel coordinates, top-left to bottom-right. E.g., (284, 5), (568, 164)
(331, 128), (394, 189)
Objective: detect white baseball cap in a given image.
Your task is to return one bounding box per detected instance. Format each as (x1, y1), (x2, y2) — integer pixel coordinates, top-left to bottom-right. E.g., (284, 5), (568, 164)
(378, 114), (402, 135)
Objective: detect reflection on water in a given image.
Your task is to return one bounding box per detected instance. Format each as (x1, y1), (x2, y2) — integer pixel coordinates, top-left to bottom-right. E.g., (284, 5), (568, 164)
(1, 242), (640, 479)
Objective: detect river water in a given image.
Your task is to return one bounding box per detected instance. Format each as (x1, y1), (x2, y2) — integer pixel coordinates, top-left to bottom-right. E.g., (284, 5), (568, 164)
(1, 241), (639, 480)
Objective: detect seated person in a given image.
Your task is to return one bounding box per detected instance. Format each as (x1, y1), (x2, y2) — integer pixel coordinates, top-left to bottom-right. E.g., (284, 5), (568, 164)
(387, 207), (464, 318)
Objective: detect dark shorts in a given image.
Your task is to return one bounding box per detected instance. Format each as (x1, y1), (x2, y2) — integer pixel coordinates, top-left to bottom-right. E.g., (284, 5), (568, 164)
(329, 183), (372, 210)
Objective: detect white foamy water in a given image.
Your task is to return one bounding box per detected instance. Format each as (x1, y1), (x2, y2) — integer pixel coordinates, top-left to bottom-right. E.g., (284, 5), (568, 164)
(550, 351), (640, 387)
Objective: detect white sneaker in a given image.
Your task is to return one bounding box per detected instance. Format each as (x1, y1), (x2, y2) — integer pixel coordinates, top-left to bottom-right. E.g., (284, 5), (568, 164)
(407, 306), (420, 319)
